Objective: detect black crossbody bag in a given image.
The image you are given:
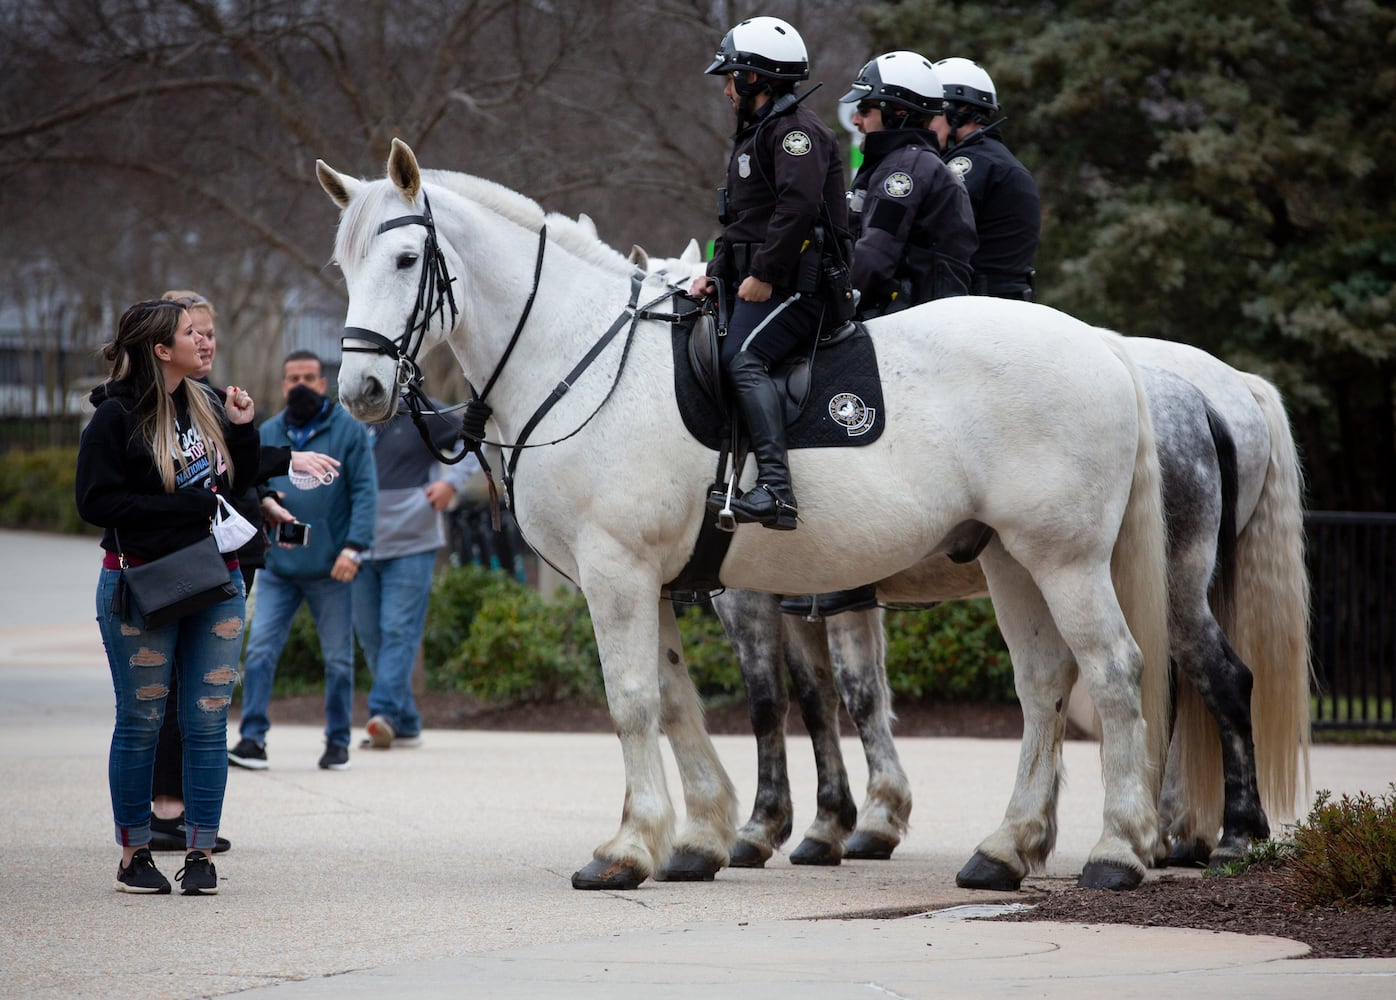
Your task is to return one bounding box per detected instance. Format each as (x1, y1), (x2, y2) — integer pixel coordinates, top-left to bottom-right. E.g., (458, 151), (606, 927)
(114, 527), (238, 629)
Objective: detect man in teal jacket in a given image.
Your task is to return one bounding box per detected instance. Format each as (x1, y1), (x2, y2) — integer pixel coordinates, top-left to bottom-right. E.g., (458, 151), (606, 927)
(229, 351), (377, 772)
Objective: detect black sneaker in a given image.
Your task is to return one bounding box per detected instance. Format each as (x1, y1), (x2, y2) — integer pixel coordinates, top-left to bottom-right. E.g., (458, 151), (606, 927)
(228, 738), (269, 770)
(175, 850), (219, 895)
(318, 744), (350, 770)
(150, 813), (232, 854)
(116, 847), (171, 894)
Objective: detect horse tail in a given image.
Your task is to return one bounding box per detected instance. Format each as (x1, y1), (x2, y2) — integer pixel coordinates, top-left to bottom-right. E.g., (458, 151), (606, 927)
(1100, 334), (1172, 796)
(1171, 402), (1240, 847)
(1229, 372), (1313, 819)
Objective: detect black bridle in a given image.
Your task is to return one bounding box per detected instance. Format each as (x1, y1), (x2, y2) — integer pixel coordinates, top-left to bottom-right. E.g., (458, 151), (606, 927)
(339, 191), (661, 529)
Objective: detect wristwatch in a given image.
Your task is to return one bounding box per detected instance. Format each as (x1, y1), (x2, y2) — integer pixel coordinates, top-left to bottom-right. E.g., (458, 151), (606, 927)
(341, 548), (363, 565)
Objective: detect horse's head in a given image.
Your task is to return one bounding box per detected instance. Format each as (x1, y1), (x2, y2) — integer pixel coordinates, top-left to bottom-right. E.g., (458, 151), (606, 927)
(316, 138), (459, 422)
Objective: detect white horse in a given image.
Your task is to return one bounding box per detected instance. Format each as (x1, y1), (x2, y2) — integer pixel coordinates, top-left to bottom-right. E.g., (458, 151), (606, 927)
(638, 243), (1311, 882)
(316, 138), (1170, 890)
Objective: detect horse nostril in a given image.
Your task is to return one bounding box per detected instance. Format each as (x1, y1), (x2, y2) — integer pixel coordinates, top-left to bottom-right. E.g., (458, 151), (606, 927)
(364, 376), (384, 400)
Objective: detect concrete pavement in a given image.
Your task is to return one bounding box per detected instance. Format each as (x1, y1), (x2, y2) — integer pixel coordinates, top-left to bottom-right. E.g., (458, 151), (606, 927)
(1, 528), (1394, 999)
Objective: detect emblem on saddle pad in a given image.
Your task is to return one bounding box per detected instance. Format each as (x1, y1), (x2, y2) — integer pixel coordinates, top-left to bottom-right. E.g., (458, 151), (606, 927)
(828, 391), (876, 436)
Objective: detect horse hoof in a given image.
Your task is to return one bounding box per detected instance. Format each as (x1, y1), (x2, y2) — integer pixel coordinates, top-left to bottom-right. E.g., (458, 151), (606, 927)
(1077, 861), (1144, 890)
(789, 838), (842, 866)
(1165, 838), (1210, 868)
(571, 858), (647, 890)
(1205, 842), (1247, 871)
(729, 841), (770, 869)
(656, 850), (721, 882)
(844, 831), (897, 860)
(955, 851), (1022, 891)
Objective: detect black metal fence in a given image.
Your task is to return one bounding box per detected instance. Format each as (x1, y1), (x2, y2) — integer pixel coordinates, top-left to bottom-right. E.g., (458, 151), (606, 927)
(1306, 511), (1396, 731)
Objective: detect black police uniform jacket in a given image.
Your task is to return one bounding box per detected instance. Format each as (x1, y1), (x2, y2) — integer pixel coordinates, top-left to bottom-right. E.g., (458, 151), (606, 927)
(849, 127), (978, 310)
(707, 95), (848, 292)
(943, 125), (1040, 292)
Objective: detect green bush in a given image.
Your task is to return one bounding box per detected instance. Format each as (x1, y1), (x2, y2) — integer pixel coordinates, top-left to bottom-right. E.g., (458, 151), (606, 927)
(422, 570), (1012, 709)
(0, 446), (95, 534)
(1284, 785), (1396, 908)
(884, 599), (1016, 702)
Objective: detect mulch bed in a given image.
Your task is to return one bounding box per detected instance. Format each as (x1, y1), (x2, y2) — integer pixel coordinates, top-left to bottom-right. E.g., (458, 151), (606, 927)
(993, 866), (1396, 959)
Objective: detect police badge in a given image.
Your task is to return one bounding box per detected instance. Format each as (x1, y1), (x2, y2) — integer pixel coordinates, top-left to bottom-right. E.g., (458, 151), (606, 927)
(883, 172), (914, 198)
(949, 155), (973, 177)
(738, 153), (751, 178)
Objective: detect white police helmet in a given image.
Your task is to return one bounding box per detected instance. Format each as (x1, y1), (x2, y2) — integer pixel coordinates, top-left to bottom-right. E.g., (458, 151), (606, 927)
(705, 16), (809, 81)
(933, 57), (999, 113)
(840, 51), (944, 120)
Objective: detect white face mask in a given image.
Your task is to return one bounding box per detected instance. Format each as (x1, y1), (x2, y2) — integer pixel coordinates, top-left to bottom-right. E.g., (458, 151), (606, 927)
(212, 494), (260, 553)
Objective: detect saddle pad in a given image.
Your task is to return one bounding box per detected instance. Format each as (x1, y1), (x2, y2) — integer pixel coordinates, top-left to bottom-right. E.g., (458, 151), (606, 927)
(670, 329), (885, 451)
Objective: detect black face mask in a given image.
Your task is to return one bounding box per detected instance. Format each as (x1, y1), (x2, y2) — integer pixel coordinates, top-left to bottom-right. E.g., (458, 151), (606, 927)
(285, 384), (327, 427)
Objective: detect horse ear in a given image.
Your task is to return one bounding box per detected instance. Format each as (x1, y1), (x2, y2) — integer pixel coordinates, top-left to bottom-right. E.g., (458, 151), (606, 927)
(387, 137), (422, 201)
(627, 244), (649, 268)
(577, 213), (598, 239)
(316, 160), (360, 210)
(681, 239), (702, 265)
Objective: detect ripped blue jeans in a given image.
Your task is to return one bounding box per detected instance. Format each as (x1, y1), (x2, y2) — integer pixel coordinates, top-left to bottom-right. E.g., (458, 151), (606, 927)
(97, 566), (244, 851)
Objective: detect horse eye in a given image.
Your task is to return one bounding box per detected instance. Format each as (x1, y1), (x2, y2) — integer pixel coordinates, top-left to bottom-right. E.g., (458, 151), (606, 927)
(396, 252), (419, 270)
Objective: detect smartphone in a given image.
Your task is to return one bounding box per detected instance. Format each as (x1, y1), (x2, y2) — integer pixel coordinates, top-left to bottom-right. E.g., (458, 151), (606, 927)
(277, 521), (311, 546)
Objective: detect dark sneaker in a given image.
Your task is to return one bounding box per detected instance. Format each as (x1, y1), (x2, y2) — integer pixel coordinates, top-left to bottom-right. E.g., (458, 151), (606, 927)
(364, 715), (395, 749)
(116, 847), (171, 894)
(228, 738), (269, 770)
(318, 744), (350, 770)
(149, 813), (232, 854)
(175, 850), (219, 895)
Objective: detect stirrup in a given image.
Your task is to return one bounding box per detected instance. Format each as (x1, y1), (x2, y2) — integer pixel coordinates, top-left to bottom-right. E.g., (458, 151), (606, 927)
(705, 478), (740, 533)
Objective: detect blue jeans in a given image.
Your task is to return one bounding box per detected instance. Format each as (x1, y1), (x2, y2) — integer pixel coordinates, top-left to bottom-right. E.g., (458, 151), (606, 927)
(352, 551), (435, 738)
(98, 566), (243, 851)
(239, 570), (355, 749)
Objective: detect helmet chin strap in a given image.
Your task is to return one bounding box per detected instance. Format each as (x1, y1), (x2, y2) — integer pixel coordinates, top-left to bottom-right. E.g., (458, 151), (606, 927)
(734, 72), (774, 127)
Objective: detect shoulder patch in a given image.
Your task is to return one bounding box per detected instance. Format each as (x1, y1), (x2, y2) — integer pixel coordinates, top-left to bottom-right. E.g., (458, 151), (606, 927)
(948, 155), (973, 177)
(782, 130), (812, 156)
(883, 172), (914, 198)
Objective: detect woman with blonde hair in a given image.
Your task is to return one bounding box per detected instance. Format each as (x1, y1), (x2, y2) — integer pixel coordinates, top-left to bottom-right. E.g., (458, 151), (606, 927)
(77, 299), (259, 894)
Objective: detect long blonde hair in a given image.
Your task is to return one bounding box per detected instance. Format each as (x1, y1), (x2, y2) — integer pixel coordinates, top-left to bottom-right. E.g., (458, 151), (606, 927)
(104, 300), (233, 492)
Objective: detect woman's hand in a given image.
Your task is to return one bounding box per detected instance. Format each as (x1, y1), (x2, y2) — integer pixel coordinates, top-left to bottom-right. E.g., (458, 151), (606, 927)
(224, 386), (255, 424)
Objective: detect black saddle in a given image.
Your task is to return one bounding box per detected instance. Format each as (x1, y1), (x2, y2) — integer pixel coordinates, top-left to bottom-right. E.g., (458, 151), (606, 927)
(667, 295), (886, 451)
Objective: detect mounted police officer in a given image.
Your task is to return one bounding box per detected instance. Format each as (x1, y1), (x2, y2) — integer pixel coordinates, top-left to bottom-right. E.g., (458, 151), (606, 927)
(841, 51), (977, 315)
(931, 57), (1040, 301)
(690, 15), (849, 531)
(776, 53), (981, 621)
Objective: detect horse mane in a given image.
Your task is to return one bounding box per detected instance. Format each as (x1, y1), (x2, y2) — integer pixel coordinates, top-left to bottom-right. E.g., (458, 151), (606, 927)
(427, 170), (633, 274)
(335, 166), (632, 275)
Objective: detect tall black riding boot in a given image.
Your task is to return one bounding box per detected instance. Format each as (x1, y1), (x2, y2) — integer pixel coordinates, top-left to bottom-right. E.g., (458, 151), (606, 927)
(720, 351), (798, 530)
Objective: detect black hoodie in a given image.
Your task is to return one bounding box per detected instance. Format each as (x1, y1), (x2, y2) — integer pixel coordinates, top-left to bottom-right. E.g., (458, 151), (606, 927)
(75, 379), (260, 561)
